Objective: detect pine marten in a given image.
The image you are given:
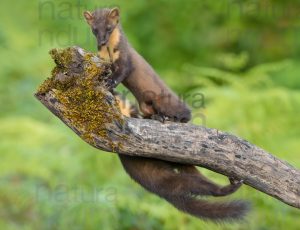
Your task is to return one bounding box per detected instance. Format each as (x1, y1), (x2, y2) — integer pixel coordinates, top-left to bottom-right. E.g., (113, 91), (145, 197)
(83, 7), (249, 221)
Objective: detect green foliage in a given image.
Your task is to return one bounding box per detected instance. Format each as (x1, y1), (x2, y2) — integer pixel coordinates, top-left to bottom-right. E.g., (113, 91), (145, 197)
(0, 0), (299, 229)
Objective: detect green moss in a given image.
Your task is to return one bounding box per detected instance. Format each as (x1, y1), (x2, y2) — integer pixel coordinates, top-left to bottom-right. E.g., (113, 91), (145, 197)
(36, 47), (125, 150)
(49, 47), (73, 68)
(38, 48), (76, 94)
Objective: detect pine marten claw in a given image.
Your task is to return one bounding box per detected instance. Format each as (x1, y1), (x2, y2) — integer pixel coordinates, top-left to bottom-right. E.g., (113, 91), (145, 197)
(151, 114), (167, 123)
(229, 177), (244, 186)
(152, 115), (187, 124)
(103, 76), (117, 91)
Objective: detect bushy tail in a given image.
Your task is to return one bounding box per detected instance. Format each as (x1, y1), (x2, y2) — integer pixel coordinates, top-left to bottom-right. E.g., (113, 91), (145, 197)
(119, 155), (250, 221)
(166, 195), (249, 221)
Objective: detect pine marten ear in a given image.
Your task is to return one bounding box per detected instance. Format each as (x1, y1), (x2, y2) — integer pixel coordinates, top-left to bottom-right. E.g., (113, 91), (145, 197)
(108, 7), (120, 24)
(83, 11), (94, 25)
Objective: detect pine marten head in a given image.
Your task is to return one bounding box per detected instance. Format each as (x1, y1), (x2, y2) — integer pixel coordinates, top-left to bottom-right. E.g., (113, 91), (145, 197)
(84, 8), (120, 50)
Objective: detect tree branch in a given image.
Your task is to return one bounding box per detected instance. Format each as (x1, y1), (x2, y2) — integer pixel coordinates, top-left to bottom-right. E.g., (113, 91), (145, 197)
(35, 46), (300, 210)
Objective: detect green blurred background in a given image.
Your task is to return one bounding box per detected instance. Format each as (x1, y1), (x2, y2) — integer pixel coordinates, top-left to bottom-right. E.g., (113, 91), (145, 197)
(0, 0), (299, 229)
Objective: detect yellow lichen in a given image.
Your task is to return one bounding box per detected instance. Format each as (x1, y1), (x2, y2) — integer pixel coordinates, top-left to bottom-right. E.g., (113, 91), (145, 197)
(36, 47), (125, 151)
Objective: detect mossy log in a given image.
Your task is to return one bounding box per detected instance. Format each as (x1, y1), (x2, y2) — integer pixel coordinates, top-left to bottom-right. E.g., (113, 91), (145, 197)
(35, 46), (300, 210)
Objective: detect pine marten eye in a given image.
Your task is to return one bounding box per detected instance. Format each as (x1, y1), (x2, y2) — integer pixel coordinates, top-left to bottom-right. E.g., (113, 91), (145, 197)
(92, 28), (98, 35)
(106, 25), (113, 33)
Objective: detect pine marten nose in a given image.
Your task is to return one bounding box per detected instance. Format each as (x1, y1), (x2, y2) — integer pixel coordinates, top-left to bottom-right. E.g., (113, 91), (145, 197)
(98, 44), (105, 49)
(97, 40), (107, 49)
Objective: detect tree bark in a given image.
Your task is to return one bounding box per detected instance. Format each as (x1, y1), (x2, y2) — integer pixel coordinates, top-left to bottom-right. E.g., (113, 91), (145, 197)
(35, 46), (300, 210)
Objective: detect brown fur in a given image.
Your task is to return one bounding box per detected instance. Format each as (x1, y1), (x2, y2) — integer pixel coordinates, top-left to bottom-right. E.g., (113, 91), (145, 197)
(84, 8), (249, 221)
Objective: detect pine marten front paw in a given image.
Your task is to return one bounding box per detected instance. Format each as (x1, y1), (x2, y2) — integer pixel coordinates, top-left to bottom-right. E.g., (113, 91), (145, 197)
(150, 113), (186, 124)
(156, 108), (191, 123)
(103, 77), (117, 91)
(151, 95), (191, 123)
(140, 98), (191, 123)
(150, 114), (168, 123)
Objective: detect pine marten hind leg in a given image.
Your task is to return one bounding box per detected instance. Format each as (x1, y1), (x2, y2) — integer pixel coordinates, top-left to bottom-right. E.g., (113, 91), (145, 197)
(173, 164), (243, 197)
